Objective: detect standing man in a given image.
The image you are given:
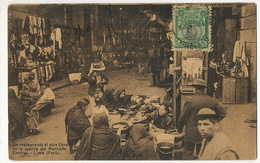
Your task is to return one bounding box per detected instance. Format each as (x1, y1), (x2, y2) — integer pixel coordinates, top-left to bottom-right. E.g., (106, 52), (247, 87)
(148, 49), (162, 86)
(136, 48), (146, 75)
(195, 108), (239, 160)
(177, 79), (226, 160)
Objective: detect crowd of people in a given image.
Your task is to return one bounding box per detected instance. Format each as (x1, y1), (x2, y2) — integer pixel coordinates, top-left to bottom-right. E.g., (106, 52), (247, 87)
(64, 63), (239, 160)
(8, 46), (239, 160)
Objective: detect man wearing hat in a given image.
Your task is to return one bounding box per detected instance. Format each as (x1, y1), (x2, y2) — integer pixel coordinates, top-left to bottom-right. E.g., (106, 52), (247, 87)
(195, 108), (239, 160)
(88, 55), (106, 75)
(177, 79), (226, 160)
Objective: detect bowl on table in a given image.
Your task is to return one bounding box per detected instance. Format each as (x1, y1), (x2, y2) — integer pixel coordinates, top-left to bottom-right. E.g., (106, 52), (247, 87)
(112, 122), (130, 132)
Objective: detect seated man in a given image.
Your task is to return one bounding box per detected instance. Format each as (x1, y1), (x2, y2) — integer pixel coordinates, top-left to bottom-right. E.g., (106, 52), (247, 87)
(36, 82), (55, 106)
(146, 104), (175, 131)
(32, 82), (55, 116)
(194, 108), (239, 160)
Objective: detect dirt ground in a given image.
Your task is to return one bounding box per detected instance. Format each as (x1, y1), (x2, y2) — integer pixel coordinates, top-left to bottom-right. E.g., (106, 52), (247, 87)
(8, 68), (257, 160)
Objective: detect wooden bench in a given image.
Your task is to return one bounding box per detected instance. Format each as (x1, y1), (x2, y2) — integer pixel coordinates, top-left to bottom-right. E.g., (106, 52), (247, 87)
(31, 101), (55, 123)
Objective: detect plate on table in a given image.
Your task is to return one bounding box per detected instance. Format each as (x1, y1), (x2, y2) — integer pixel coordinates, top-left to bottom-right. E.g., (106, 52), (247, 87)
(112, 122), (129, 130)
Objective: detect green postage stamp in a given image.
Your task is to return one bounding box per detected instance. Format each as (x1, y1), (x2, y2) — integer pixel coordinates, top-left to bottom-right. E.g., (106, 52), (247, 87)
(172, 6), (212, 51)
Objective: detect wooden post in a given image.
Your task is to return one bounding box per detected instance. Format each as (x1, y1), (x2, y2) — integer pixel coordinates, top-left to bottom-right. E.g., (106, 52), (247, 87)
(204, 52), (209, 94)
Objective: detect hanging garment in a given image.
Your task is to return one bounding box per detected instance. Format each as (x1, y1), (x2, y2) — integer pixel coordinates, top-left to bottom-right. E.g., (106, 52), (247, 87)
(42, 18), (46, 36)
(232, 40), (241, 63)
(36, 66), (42, 83)
(55, 28), (62, 49)
(28, 16), (33, 34)
(45, 64), (49, 81)
(31, 16), (38, 34)
(37, 17), (43, 36)
(241, 45), (249, 77)
(51, 32), (55, 50)
(48, 64), (54, 80)
(40, 65), (45, 81)
(14, 19), (23, 38)
(45, 19), (51, 38)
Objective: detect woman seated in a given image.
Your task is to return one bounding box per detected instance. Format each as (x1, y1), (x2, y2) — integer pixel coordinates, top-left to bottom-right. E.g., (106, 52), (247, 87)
(113, 89), (127, 108)
(102, 87), (116, 112)
(146, 104), (175, 131)
(21, 72), (41, 106)
(8, 88), (29, 139)
(75, 112), (121, 160)
(121, 124), (159, 160)
(65, 98), (92, 154)
(87, 71), (109, 96)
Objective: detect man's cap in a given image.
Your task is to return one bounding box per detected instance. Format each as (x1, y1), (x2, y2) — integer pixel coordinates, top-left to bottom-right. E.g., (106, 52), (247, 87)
(187, 79), (207, 88)
(194, 108), (225, 122)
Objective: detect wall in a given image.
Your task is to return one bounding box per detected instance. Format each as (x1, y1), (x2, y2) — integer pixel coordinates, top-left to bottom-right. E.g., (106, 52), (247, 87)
(239, 4), (257, 102)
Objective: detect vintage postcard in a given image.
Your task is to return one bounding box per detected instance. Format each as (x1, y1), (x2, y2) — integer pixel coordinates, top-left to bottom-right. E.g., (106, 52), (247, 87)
(3, 1), (257, 162)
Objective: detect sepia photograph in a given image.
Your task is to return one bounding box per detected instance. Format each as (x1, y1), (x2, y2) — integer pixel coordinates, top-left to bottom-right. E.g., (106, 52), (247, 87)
(2, 1), (258, 161)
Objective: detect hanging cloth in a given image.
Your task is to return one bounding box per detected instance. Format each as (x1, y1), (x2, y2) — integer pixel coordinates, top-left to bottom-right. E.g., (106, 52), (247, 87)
(23, 16), (30, 34)
(28, 16), (33, 34)
(51, 31), (55, 50)
(232, 40), (241, 63)
(31, 16), (38, 34)
(42, 18), (46, 36)
(241, 45), (249, 77)
(37, 17), (43, 37)
(55, 28), (62, 49)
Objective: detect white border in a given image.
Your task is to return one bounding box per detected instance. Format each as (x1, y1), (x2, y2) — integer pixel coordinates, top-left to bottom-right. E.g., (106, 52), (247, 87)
(1, 1), (259, 163)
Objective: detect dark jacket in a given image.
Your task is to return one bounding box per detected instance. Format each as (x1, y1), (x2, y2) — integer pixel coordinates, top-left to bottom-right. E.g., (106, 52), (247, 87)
(9, 88), (29, 139)
(148, 54), (162, 73)
(177, 90), (226, 144)
(65, 107), (91, 153)
(121, 124), (159, 160)
(75, 112), (120, 160)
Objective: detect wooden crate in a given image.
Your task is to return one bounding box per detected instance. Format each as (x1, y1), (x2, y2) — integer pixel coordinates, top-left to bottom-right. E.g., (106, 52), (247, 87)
(222, 77), (236, 104)
(222, 77), (248, 104)
(235, 77), (249, 104)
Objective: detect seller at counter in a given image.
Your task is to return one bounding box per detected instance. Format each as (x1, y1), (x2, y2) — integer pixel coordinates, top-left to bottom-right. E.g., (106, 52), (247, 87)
(146, 104), (175, 131)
